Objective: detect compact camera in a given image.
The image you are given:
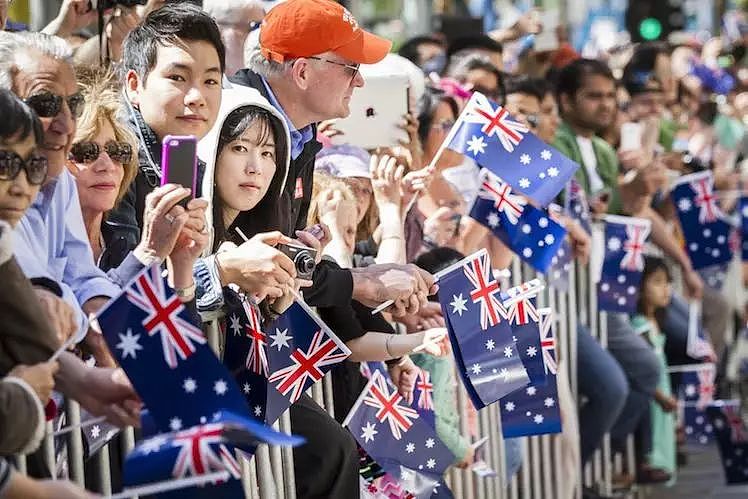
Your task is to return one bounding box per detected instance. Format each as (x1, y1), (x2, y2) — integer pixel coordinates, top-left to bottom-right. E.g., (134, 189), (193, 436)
(277, 243), (317, 280)
(89, 0), (147, 10)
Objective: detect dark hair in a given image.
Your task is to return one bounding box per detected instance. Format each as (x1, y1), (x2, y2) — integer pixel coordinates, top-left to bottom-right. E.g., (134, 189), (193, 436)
(447, 35), (503, 60)
(212, 106), (288, 252)
(398, 35), (445, 65)
(415, 247), (465, 275)
(0, 89), (43, 145)
(504, 75), (545, 102)
(121, 2), (225, 81)
(416, 87), (460, 144)
(636, 255), (671, 314)
(447, 53), (505, 102)
(555, 58), (615, 113)
(627, 42), (671, 74)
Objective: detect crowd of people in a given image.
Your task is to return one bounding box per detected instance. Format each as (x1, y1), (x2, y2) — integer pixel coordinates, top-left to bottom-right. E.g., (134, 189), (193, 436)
(0, 0), (745, 497)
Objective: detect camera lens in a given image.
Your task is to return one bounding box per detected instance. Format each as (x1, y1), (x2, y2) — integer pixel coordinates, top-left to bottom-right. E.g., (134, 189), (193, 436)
(296, 254), (315, 275)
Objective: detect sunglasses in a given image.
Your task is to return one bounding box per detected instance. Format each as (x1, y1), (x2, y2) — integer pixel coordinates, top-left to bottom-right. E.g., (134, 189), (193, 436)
(69, 141), (133, 165)
(25, 91), (85, 119)
(0, 150), (49, 185)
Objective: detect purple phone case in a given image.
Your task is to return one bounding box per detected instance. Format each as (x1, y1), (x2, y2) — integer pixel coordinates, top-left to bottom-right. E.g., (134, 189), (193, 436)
(160, 135), (198, 194)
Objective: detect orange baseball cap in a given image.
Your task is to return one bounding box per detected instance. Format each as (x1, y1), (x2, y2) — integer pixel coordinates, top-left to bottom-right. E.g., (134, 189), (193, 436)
(259, 0), (392, 65)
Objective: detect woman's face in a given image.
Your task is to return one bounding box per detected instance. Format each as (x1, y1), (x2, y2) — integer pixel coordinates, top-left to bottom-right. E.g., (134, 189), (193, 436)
(0, 132), (42, 227)
(642, 268), (671, 310)
(67, 120), (126, 215)
(424, 101), (463, 169)
(343, 176), (372, 225)
(216, 121), (277, 216)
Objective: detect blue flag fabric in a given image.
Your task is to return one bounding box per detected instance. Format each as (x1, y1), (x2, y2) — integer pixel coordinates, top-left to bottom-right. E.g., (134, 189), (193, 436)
(698, 263), (730, 291)
(499, 308), (562, 438)
(469, 169), (567, 272)
(677, 365), (716, 445)
(564, 178), (592, 235)
(546, 239), (572, 292)
(344, 371), (455, 499)
(500, 282), (546, 386)
(597, 215), (651, 313)
(413, 366), (437, 430)
(706, 400), (748, 484)
(447, 92), (579, 206)
(740, 196), (748, 262)
(437, 249), (529, 409)
(671, 171), (733, 270)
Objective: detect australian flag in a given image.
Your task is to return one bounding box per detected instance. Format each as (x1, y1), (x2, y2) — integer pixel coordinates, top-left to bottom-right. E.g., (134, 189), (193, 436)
(546, 239), (573, 292)
(706, 400), (748, 484)
(447, 92), (579, 206)
(499, 308), (562, 438)
(740, 196), (748, 261)
(565, 178), (592, 235)
(597, 215), (651, 313)
(470, 169), (567, 272)
(676, 364), (716, 445)
(265, 299), (351, 413)
(671, 170), (733, 270)
(501, 281), (546, 386)
(344, 371), (455, 499)
(436, 249), (529, 409)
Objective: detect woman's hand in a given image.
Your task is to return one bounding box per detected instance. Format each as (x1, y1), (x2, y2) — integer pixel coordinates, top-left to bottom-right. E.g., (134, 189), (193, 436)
(415, 328), (448, 356)
(136, 184), (192, 262)
(400, 166), (435, 213)
(168, 198), (210, 295)
(397, 113), (423, 170)
(268, 280), (302, 316)
(8, 361), (59, 404)
(387, 356), (418, 404)
(370, 154), (405, 210)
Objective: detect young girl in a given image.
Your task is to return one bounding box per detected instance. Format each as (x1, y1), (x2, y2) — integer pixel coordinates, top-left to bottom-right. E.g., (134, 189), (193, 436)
(632, 256), (678, 483)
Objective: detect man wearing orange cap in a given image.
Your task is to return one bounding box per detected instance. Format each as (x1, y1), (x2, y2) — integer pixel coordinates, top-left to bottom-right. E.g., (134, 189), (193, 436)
(230, 1), (438, 497)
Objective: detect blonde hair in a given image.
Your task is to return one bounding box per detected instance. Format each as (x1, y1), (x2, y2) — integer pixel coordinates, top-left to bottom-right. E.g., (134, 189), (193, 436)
(307, 172), (356, 226)
(73, 66), (138, 205)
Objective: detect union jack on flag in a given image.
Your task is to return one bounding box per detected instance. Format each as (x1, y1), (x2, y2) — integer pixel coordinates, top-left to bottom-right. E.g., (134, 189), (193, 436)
(477, 176), (527, 224)
(697, 367), (715, 409)
(619, 223), (650, 272)
(172, 424), (226, 478)
(126, 265), (206, 369)
(463, 251), (506, 330)
(461, 92), (529, 152)
(415, 368), (434, 411)
(501, 280), (542, 326)
(268, 329), (349, 403)
(363, 374), (420, 440)
(538, 308), (557, 376)
(241, 299), (268, 376)
(724, 405), (748, 443)
(691, 175), (722, 224)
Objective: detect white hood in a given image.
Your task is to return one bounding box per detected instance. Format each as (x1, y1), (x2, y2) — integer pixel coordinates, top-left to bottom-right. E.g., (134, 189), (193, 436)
(198, 85), (291, 255)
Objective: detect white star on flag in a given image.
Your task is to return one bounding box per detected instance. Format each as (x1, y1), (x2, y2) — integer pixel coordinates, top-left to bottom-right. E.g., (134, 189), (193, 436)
(466, 135), (487, 156)
(471, 363), (482, 375)
(425, 438), (435, 448)
(254, 405), (263, 417)
(213, 379), (228, 395)
(229, 314), (242, 336)
(526, 386), (537, 396)
(450, 293), (468, 316)
(541, 150), (552, 160)
(169, 417), (182, 431)
(405, 442), (415, 453)
(487, 212), (500, 228)
(526, 346), (537, 357)
(685, 384), (696, 397)
(538, 217), (549, 228)
(486, 339), (496, 351)
(360, 422), (378, 443)
(269, 328), (292, 351)
(519, 178), (531, 189)
(544, 234), (555, 244)
(183, 378), (197, 393)
(426, 458), (436, 469)
(547, 167), (559, 177)
(505, 401), (515, 412)
(503, 346), (513, 358)
(91, 425), (101, 439)
(534, 414), (544, 424)
(243, 383), (251, 394)
(520, 153), (531, 165)
(607, 237), (622, 252)
(522, 248), (533, 258)
(116, 329), (142, 359)
(678, 198), (692, 212)
(500, 368), (510, 381)
(140, 436), (167, 455)
(544, 397), (555, 407)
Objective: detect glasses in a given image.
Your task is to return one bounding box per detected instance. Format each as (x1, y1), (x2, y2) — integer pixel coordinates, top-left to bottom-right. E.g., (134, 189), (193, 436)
(69, 140), (133, 165)
(0, 150), (48, 185)
(431, 120), (455, 133)
(25, 91), (85, 119)
(307, 56), (360, 80)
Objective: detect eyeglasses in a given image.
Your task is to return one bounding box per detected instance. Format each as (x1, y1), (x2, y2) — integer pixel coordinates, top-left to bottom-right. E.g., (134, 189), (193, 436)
(25, 91), (85, 119)
(69, 140), (133, 165)
(307, 56), (360, 80)
(431, 120), (455, 133)
(0, 150), (48, 185)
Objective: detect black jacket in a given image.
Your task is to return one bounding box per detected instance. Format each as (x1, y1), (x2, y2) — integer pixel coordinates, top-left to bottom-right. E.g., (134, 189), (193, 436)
(230, 69), (355, 309)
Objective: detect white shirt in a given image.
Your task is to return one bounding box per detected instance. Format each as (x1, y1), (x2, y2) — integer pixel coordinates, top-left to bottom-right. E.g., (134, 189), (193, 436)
(575, 136), (605, 193)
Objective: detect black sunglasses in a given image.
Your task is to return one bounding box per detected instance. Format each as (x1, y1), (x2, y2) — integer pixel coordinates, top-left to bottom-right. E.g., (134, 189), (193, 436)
(69, 140), (133, 165)
(0, 150), (49, 185)
(25, 91), (85, 119)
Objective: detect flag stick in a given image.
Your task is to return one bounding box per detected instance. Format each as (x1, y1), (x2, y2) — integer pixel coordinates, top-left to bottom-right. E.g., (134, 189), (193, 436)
(49, 333), (79, 363)
(52, 415), (108, 437)
(106, 471), (231, 499)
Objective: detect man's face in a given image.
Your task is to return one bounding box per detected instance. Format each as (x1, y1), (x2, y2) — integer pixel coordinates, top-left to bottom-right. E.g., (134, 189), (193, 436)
(565, 74), (617, 133)
(127, 40), (222, 141)
(504, 92), (541, 133)
(12, 52), (77, 178)
(303, 53), (365, 121)
(538, 93), (560, 143)
(464, 68), (501, 102)
(416, 42), (444, 67)
(628, 91), (665, 122)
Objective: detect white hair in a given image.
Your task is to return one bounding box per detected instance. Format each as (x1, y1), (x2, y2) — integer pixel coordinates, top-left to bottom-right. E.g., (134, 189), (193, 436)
(247, 48), (295, 79)
(0, 31), (72, 91)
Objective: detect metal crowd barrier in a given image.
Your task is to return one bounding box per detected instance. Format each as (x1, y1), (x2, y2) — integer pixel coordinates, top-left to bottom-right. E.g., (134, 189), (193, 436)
(12, 258), (634, 498)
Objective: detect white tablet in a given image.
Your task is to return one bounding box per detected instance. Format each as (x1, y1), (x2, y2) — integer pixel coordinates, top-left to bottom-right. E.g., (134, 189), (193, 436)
(332, 73), (409, 150)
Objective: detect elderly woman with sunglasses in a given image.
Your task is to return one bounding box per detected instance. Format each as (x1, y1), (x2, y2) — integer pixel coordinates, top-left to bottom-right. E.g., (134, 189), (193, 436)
(66, 69), (208, 302)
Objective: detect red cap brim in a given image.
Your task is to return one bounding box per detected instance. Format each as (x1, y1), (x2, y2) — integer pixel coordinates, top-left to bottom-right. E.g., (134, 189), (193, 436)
(333, 30), (392, 65)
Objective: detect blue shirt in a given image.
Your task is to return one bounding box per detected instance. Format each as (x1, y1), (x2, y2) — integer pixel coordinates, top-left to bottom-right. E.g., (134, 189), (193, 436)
(14, 169), (122, 340)
(261, 77), (314, 160)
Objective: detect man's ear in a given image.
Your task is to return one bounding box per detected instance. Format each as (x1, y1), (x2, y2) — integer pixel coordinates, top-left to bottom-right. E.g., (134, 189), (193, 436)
(124, 69), (142, 108)
(289, 59), (311, 91)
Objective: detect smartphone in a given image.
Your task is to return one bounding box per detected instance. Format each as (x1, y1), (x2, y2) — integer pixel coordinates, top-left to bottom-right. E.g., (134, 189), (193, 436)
(161, 135), (198, 204)
(619, 122), (643, 152)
